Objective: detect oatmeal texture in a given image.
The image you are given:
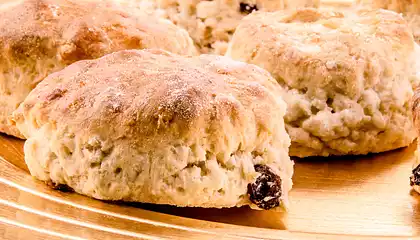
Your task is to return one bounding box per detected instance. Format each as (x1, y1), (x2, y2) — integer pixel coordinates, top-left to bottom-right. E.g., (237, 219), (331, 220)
(156, 0), (320, 54)
(12, 49), (293, 209)
(227, 8), (420, 157)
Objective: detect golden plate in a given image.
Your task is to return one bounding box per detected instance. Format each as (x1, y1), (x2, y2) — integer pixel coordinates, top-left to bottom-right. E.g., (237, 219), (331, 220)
(0, 135), (418, 239)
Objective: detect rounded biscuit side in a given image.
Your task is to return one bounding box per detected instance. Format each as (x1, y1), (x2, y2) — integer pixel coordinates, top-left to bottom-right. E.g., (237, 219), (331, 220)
(12, 49), (293, 209)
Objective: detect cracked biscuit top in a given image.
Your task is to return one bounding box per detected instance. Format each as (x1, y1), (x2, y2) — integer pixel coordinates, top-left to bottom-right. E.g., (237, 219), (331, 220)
(227, 8), (420, 157)
(0, 0), (197, 138)
(12, 49), (293, 209)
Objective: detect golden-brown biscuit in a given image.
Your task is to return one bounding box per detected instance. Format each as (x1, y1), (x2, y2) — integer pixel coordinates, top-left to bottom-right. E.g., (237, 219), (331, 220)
(227, 8), (420, 157)
(12, 49), (293, 210)
(0, 0), (197, 138)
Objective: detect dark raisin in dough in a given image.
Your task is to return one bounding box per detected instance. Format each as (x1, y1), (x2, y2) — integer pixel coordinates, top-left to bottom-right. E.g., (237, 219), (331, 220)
(410, 164), (420, 186)
(247, 164), (282, 210)
(239, 3), (258, 14)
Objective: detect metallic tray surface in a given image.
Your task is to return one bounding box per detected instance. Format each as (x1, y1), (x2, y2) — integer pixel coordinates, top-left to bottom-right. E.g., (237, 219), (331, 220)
(0, 135), (418, 239)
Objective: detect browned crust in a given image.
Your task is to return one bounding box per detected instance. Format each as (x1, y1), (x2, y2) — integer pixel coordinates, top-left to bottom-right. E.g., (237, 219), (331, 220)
(0, 0), (196, 138)
(10, 49), (294, 208)
(12, 49), (284, 150)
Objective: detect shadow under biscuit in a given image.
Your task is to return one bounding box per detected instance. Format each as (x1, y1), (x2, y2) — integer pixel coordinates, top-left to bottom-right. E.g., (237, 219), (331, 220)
(123, 202), (287, 230)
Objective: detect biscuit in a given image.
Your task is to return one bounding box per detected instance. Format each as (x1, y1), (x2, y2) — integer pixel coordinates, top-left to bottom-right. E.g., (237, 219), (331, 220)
(11, 49), (293, 210)
(227, 8), (420, 157)
(0, 0), (197, 138)
(359, 0), (420, 43)
(157, 0), (320, 54)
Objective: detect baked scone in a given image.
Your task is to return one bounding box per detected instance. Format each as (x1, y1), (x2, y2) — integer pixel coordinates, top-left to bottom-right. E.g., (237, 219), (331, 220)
(359, 0), (420, 43)
(157, 0), (320, 54)
(0, 0), (197, 139)
(227, 8), (420, 157)
(11, 49), (294, 210)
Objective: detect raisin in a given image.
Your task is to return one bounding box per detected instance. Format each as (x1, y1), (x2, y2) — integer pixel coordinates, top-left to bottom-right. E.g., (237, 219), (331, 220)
(410, 164), (420, 186)
(247, 164), (282, 210)
(239, 3), (258, 14)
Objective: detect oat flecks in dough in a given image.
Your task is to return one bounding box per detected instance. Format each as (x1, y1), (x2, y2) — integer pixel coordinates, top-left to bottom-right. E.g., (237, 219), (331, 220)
(156, 0), (320, 54)
(12, 49), (293, 209)
(227, 8), (420, 157)
(0, 0), (197, 138)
